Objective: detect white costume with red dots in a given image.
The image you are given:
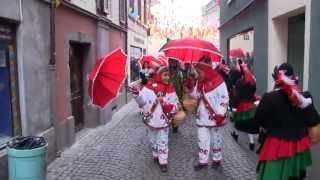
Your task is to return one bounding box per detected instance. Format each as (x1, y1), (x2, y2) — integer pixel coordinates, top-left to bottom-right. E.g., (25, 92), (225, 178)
(134, 71), (180, 166)
(191, 63), (229, 165)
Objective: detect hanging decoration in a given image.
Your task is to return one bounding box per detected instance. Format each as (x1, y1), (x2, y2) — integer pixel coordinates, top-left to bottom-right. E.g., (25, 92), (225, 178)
(147, 0), (220, 40)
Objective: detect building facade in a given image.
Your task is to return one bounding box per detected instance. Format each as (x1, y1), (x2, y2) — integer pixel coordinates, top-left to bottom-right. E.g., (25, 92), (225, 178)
(201, 0), (220, 47)
(220, 0), (320, 179)
(0, 0), (128, 179)
(0, 0), (53, 179)
(220, 0), (268, 95)
(54, 0), (128, 153)
(127, 0), (150, 85)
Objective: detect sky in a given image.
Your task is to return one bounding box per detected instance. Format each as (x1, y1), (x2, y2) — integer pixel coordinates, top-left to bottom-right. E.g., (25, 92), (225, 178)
(150, 0), (212, 28)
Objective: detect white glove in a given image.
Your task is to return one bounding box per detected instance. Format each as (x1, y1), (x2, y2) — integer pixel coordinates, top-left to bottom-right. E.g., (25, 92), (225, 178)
(292, 89), (312, 108)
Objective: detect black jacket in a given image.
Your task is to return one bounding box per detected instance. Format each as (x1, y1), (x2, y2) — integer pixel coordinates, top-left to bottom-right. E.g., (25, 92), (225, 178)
(255, 90), (320, 140)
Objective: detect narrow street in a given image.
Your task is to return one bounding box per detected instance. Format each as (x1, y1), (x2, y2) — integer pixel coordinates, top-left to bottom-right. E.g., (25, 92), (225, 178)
(47, 101), (257, 180)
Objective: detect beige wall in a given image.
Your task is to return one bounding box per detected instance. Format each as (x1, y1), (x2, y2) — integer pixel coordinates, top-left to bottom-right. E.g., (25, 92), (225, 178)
(229, 30), (254, 55)
(268, 0), (311, 90)
(110, 0), (120, 25)
(70, 0), (97, 14)
(148, 36), (166, 56)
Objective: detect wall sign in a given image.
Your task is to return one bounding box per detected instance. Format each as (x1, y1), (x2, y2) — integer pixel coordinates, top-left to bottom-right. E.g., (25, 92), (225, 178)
(0, 25), (13, 41)
(133, 36), (145, 45)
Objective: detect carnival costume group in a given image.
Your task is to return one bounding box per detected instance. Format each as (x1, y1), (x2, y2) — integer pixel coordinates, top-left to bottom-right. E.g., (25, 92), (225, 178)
(129, 57), (320, 179)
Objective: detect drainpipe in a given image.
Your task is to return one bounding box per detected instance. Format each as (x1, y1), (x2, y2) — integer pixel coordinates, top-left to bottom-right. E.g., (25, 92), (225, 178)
(49, 0), (61, 155)
(125, 0), (129, 103)
(50, 0), (56, 65)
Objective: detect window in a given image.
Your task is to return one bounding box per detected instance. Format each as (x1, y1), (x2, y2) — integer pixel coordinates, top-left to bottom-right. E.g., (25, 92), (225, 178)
(101, 0), (111, 15)
(130, 46), (142, 83)
(129, 0), (144, 23)
(119, 0), (126, 24)
(144, 0), (147, 24)
(138, 0), (142, 21)
(228, 29), (254, 70)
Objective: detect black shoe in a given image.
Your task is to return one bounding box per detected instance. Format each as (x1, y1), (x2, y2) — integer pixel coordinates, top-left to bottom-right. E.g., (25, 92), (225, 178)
(231, 131), (238, 142)
(172, 127), (178, 133)
(249, 143), (255, 151)
(194, 164), (208, 171)
(211, 161), (221, 168)
(153, 157), (158, 164)
(160, 165), (168, 173)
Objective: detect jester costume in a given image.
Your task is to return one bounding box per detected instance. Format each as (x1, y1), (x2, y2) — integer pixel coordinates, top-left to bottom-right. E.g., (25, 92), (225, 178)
(134, 67), (180, 172)
(190, 62), (229, 169)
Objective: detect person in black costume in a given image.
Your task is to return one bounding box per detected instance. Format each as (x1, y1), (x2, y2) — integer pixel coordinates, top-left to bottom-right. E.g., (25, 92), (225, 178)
(253, 63), (320, 180)
(230, 59), (259, 151)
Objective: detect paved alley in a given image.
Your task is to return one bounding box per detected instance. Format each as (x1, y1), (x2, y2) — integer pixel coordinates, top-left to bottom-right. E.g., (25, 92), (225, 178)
(47, 101), (257, 180)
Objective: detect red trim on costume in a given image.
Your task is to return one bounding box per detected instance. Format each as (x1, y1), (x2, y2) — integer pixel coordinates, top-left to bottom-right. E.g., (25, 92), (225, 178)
(212, 160), (221, 165)
(143, 121), (169, 130)
(196, 63), (224, 93)
(236, 102), (256, 112)
(259, 136), (311, 161)
(241, 64), (256, 85)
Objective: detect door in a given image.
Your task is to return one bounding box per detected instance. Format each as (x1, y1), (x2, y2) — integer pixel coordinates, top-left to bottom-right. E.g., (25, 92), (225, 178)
(288, 14), (305, 87)
(0, 42), (12, 136)
(69, 43), (86, 132)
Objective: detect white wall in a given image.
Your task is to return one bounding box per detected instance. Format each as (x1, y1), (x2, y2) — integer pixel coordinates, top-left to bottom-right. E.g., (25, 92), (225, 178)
(110, 0), (120, 25)
(229, 31), (254, 54)
(268, 0), (311, 90)
(70, 0), (97, 14)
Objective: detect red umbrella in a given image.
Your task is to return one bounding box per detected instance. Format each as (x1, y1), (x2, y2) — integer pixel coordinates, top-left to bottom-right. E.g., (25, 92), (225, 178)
(157, 55), (168, 66)
(138, 55), (163, 70)
(88, 48), (127, 108)
(161, 38), (222, 63)
(229, 48), (245, 58)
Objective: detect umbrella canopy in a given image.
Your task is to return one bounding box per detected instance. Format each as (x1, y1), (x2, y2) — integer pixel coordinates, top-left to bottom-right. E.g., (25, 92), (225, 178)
(88, 48), (127, 108)
(138, 55), (164, 70)
(229, 48), (245, 59)
(161, 38), (222, 63)
(158, 55), (168, 66)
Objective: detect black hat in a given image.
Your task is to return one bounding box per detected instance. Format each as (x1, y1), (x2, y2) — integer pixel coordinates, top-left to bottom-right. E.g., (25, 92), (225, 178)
(278, 63), (294, 76)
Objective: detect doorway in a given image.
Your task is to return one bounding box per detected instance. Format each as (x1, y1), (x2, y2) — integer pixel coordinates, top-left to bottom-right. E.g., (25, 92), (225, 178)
(287, 13), (305, 87)
(0, 41), (12, 137)
(69, 43), (89, 132)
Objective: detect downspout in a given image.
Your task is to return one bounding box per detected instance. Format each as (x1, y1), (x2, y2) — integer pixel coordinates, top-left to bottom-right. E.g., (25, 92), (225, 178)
(125, 0), (128, 103)
(19, 0), (23, 20)
(49, 0), (61, 155)
(50, 0), (56, 65)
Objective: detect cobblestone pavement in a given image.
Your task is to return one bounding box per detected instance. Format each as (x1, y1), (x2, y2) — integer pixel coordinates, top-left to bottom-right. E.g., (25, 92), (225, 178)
(47, 101), (258, 180)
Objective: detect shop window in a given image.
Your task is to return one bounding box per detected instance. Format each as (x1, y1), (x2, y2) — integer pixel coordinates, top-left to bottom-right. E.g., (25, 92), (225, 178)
(228, 28), (254, 70)
(130, 46), (142, 83)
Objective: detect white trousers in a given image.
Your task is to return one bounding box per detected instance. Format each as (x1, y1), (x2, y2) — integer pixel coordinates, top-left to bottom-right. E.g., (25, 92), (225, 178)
(197, 127), (223, 164)
(147, 127), (169, 165)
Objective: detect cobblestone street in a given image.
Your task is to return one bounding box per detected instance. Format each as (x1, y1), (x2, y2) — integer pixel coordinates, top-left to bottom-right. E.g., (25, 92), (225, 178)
(47, 101), (258, 180)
